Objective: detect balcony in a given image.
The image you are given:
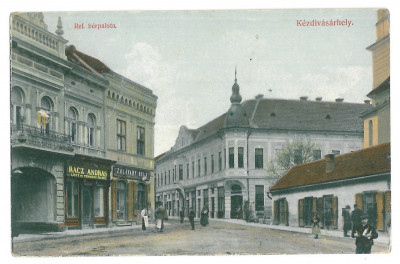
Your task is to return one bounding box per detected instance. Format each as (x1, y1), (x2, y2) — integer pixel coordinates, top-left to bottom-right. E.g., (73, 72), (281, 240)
(11, 124), (73, 154)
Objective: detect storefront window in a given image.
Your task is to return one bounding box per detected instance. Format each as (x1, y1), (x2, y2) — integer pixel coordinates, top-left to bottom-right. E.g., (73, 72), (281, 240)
(116, 181), (127, 221)
(94, 186), (104, 217)
(67, 179), (79, 218)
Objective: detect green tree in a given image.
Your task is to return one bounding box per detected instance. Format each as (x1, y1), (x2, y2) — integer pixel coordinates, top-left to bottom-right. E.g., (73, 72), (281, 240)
(268, 138), (319, 181)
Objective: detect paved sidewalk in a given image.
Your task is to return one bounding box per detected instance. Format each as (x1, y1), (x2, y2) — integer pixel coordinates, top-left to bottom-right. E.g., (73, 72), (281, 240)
(12, 217), (391, 247)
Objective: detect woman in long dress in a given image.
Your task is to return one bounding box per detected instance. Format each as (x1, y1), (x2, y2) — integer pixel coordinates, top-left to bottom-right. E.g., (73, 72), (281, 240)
(200, 205), (209, 226)
(155, 204), (165, 232)
(311, 212), (321, 239)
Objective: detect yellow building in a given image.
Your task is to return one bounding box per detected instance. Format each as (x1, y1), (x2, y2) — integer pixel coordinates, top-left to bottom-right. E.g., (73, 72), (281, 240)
(362, 9), (390, 147)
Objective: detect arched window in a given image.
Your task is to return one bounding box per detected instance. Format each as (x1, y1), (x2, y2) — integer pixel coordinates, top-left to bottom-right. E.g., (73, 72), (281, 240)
(40, 96), (53, 134)
(369, 120), (373, 147)
(116, 181), (127, 221)
(231, 184), (242, 195)
(68, 107), (78, 143)
(11, 87), (24, 130)
(87, 113), (96, 147)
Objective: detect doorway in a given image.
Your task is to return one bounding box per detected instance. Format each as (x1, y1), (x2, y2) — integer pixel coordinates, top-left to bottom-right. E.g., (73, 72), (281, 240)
(82, 185), (93, 228)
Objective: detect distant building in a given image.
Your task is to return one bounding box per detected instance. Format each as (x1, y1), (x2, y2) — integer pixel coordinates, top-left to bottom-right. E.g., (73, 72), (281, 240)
(155, 73), (371, 221)
(10, 13), (157, 234)
(362, 9), (390, 147)
(269, 143), (391, 233)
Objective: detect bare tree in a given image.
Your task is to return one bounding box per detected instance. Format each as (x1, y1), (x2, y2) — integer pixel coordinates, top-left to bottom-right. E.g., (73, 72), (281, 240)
(268, 138), (319, 181)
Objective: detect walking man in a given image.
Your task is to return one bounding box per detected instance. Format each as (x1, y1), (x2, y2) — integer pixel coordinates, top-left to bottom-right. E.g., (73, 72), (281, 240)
(189, 207), (195, 230)
(343, 205), (351, 237)
(351, 214), (378, 254)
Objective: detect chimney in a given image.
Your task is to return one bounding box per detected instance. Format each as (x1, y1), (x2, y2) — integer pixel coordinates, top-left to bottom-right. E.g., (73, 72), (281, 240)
(335, 98), (344, 103)
(315, 97), (322, 101)
(300, 96), (308, 101)
(364, 100), (370, 104)
(255, 94), (264, 100)
(325, 154), (335, 172)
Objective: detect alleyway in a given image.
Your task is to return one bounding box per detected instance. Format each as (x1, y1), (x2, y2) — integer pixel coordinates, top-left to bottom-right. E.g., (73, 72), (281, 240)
(12, 219), (389, 256)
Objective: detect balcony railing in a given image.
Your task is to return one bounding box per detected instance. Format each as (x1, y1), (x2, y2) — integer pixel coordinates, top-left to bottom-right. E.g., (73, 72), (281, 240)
(11, 124), (73, 153)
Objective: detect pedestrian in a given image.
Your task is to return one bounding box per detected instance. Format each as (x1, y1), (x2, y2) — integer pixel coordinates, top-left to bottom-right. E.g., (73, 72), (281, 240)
(180, 209), (184, 223)
(311, 212), (321, 239)
(140, 207), (148, 230)
(200, 204), (209, 227)
(155, 203), (166, 232)
(351, 214), (378, 254)
(351, 204), (362, 230)
(189, 207), (195, 230)
(148, 206), (153, 225)
(343, 205), (351, 237)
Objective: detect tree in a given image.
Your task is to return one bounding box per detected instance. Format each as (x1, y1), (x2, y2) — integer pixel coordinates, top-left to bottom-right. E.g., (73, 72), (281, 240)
(267, 138), (319, 181)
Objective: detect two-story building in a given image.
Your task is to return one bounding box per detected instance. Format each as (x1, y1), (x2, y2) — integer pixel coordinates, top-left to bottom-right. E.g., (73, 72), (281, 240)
(155, 73), (371, 220)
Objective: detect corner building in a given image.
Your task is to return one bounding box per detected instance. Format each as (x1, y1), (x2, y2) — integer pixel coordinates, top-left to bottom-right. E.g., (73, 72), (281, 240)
(155, 74), (371, 220)
(10, 13), (157, 234)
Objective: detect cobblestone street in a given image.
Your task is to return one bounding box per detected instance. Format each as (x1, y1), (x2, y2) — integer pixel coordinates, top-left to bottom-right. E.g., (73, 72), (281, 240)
(12, 219), (389, 256)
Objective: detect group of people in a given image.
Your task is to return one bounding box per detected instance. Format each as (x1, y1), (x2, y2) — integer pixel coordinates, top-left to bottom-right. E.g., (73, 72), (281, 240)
(140, 203), (210, 232)
(310, 204), (378, 254)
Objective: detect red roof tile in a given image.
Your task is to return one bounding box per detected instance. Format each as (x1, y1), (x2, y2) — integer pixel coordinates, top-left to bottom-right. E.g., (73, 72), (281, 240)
(269, 143), (390, 191)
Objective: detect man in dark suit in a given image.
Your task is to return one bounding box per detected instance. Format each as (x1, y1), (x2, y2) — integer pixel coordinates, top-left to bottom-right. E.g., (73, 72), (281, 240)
(189, 207), (195, 230)
(351, 214), (378, 254)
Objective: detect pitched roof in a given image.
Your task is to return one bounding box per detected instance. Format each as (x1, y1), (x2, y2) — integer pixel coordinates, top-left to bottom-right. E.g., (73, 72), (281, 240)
(269, 143), (391, 192)
(66, 45), (111, 75)
(192, 98), (370, 143)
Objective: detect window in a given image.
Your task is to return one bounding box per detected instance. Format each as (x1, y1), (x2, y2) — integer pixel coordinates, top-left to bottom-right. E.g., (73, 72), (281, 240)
(218, 152), (222, 171)
(255, 148), (263, 169)
(211, 155), (215, 173)
(332, 150), (340, 156)
(238, 147), (244, 168)
(294, 149), (302, 164)
(87, 114), (96, 147)
(117, 119), (126, 151)
(168, 170), (170, 184)
(197, 159), (201, 177)
(116, 181), (127, 220)
(363, 192), (377, 228)
(161, 173), (163, 185)
(323, 195), (333, 229)
(137, 126), (145, 155)
(369, 120), (373, 147)
(94, 186), (104, 217)
(313, 150), (322, 161)
(164, 173), (167, 185)
(204, 157), (207, 175)
(303, 197), (313, 226)
(11, 87), (23, 130)
(173, 167), (175, 182)
(68, 107), (78, 143)
(255, 185), (264, 211)
(40, 96), (53, 134)
(179, 164), (183, 180)
(224, 149), (226, 169)
(186, 164), (189, 179)
(229, 148), (234, 168)
(192, 161), (194, 178)
(67, 179), (78, 217)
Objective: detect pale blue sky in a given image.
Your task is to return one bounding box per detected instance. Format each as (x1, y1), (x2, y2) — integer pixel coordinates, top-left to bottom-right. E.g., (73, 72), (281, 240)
(43, 9), (377, 156)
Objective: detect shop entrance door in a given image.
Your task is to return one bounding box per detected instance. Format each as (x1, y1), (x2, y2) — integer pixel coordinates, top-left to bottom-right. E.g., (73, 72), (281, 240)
(82, 185), (93, 228)
(231, 195), (243, 219)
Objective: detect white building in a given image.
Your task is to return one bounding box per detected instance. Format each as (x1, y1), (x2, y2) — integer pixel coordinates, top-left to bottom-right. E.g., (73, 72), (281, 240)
(155, 73), (371, 220)
(269, 143), (390, 233)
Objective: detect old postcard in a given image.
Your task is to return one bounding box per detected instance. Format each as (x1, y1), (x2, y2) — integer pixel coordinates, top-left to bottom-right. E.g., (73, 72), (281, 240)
(9, 8), (391, 258)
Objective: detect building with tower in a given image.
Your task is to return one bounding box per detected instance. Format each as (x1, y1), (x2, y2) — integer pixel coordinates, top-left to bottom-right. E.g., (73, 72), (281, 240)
(155, 71), (371, 221)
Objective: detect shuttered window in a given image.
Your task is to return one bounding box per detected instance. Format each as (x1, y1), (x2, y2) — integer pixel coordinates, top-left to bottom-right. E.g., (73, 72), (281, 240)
(376, 192), (384, 231)
(298, 199), (304, 227)
(332, 196), (338, 229)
